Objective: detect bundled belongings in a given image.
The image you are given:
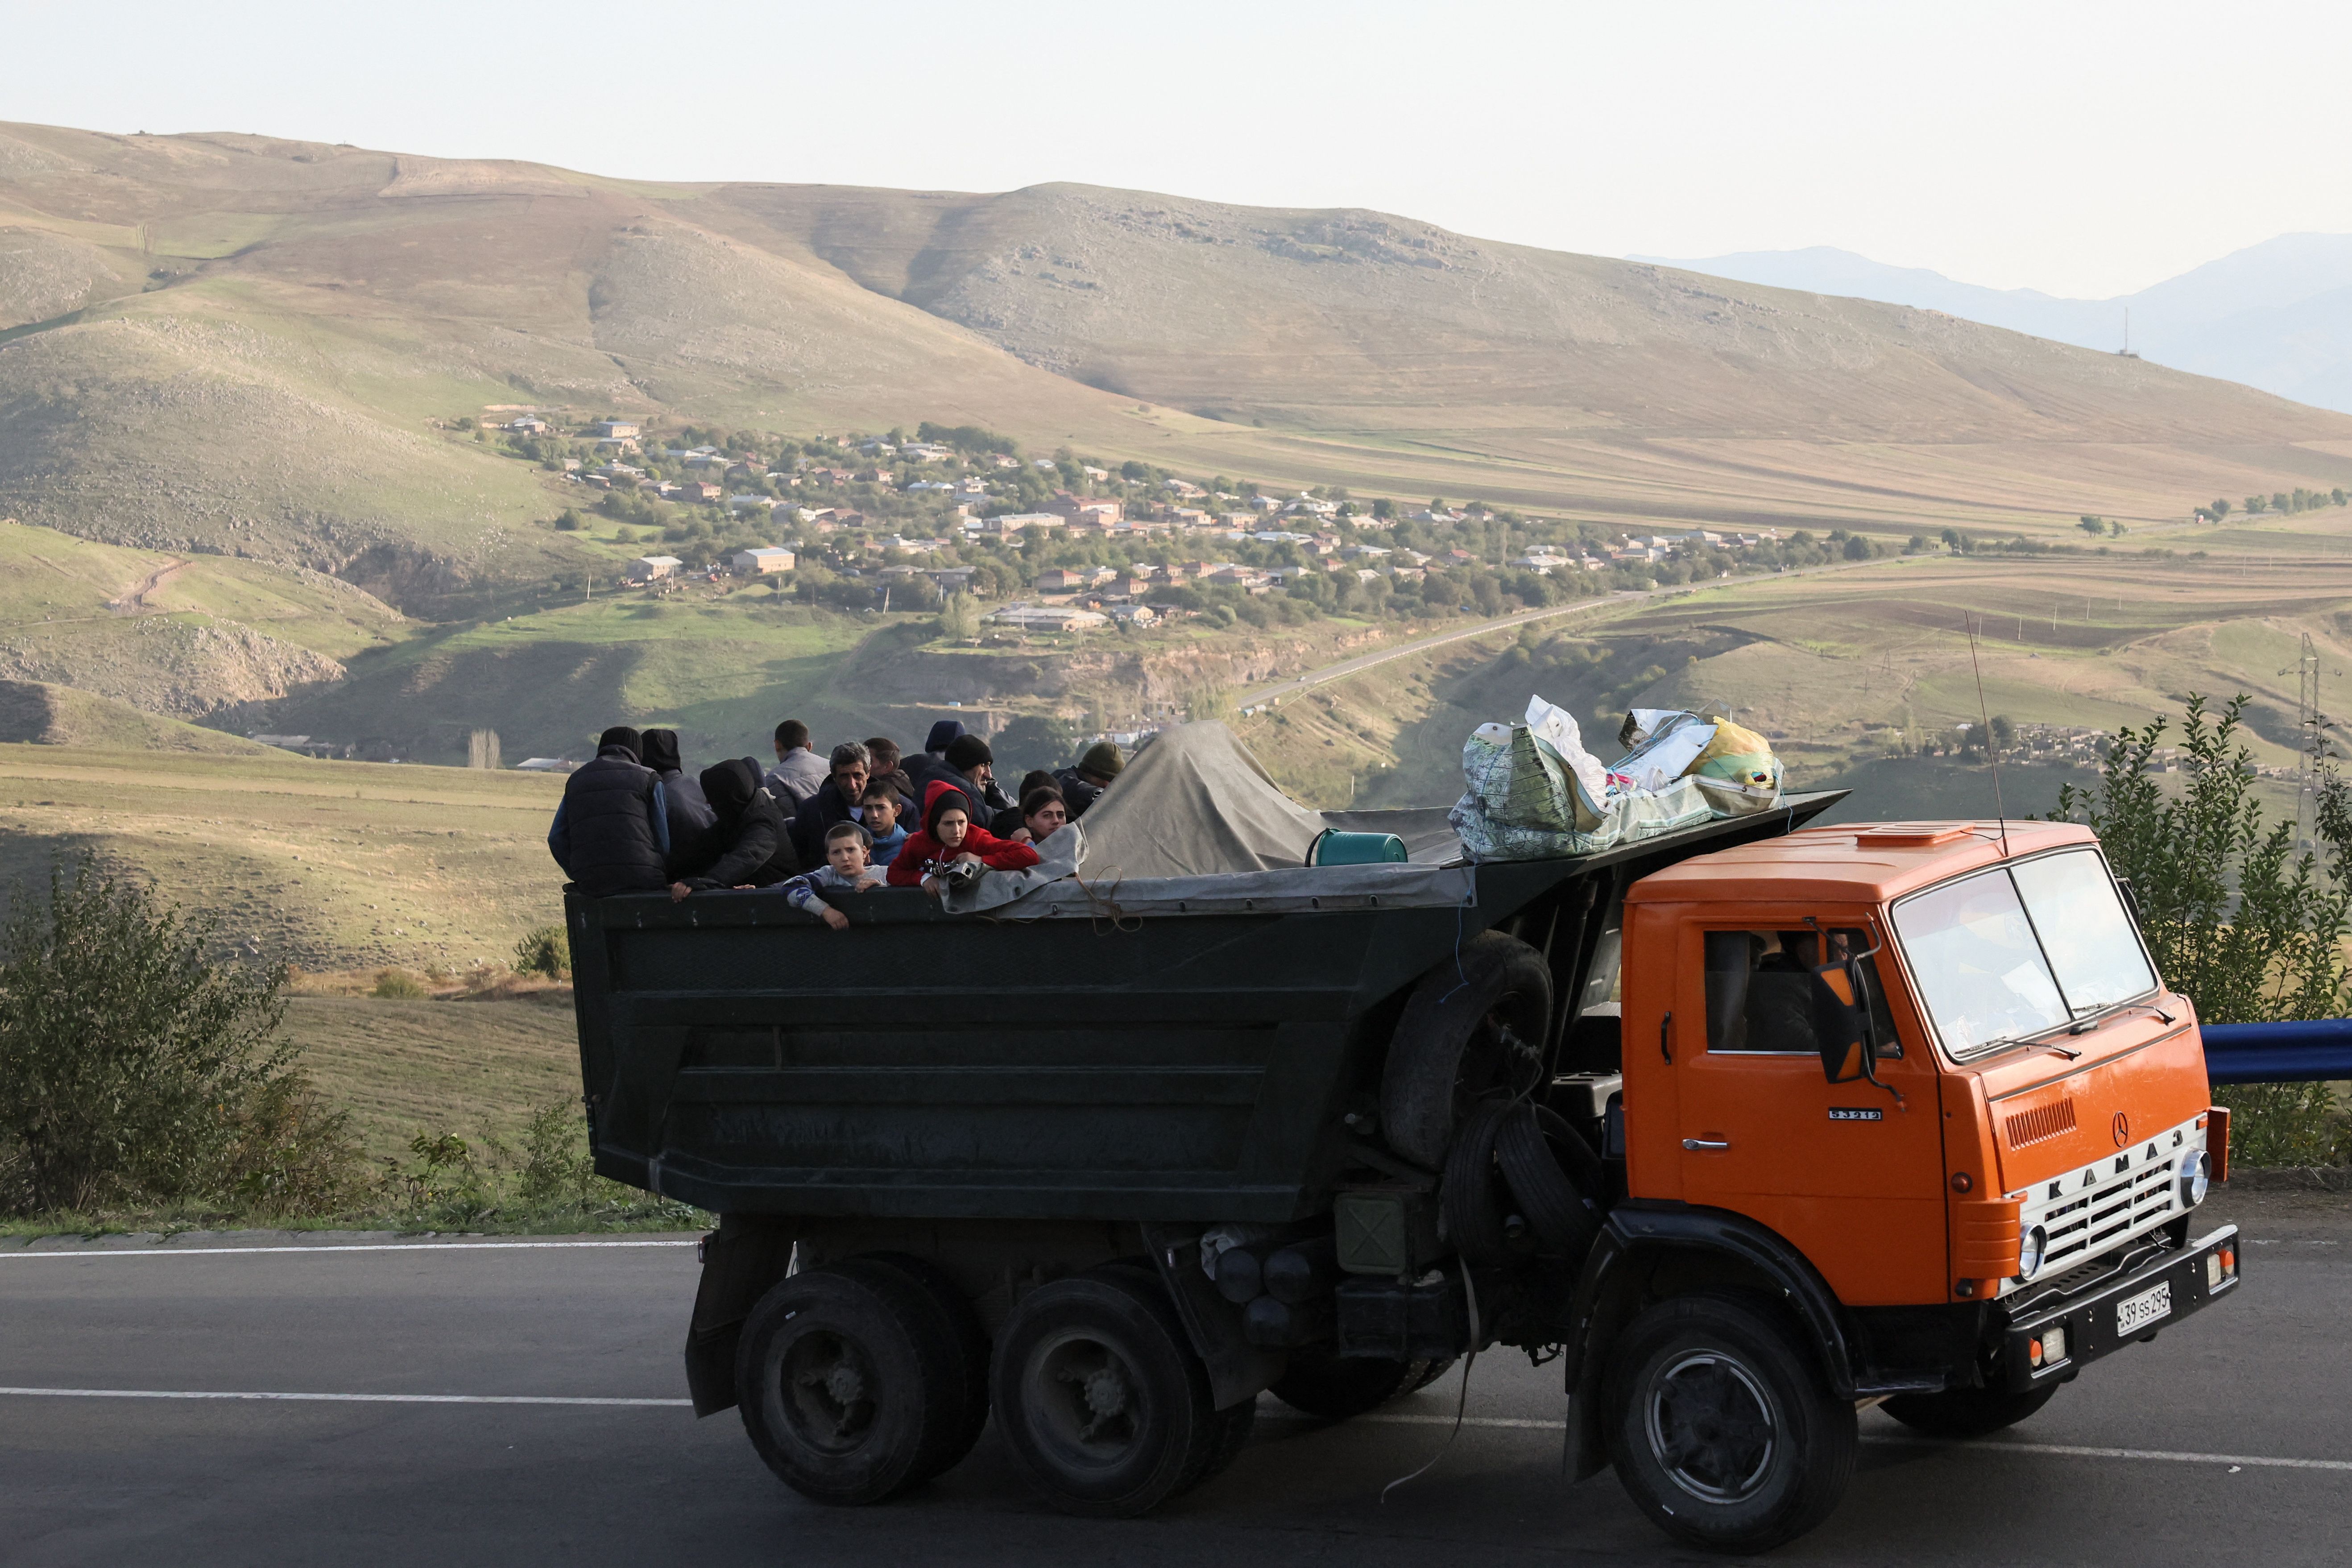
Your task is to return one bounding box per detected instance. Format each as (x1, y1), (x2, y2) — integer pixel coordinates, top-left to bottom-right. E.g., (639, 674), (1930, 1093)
(1449, 695), (1784, 862)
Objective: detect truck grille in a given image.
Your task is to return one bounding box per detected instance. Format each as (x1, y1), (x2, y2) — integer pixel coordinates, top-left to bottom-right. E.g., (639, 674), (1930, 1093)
(2003, 1113), (2205, 1295)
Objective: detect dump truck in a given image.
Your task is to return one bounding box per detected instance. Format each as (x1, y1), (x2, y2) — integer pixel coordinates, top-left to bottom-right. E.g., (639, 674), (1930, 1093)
(565, 795), (2239, 1553)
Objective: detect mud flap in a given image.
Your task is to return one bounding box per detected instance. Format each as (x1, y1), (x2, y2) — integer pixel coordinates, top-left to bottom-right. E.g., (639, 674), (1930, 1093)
(1141, 1222), (1285, 1411)
(682, 1216), (798, 1416)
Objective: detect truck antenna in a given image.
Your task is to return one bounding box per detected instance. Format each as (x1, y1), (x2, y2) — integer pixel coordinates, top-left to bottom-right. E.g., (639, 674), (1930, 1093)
(1967, 613), (2010, 855)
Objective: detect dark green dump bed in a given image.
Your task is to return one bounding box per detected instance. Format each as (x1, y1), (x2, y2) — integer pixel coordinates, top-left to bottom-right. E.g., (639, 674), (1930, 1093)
(568, 794), (1843, 1223)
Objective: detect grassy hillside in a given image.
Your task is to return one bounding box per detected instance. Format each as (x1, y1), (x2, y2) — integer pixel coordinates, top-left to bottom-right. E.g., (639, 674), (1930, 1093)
(7, 118), (2348, 597)
(1241, 534), (2352, 811)
(0, 679), (276, 752)
(0, 518), (402, 717)
(0, 743), (565, 971)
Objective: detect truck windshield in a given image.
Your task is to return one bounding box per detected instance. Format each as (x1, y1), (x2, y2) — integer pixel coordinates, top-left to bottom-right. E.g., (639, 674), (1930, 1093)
(1892, 849), (2157, 1057)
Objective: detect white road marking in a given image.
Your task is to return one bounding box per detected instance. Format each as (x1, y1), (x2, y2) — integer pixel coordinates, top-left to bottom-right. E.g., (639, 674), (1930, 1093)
(8, 1389), (2347, 1472)
(1299, 1412), (2352, 1472)
(0, 1240), (701, 1260)
(0, 1387), (692, 1407)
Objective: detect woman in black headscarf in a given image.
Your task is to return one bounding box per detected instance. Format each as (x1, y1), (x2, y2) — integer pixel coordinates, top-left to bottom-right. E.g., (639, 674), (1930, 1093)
(671, 758), (798, 898)
(638, 728), (716, 879)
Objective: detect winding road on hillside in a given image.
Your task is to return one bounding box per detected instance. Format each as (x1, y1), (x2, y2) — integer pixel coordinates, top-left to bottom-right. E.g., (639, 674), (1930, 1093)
(1233, 555), (1889, 709)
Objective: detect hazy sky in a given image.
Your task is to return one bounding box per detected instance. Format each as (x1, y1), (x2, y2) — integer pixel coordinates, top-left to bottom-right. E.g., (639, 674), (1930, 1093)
(10, 0), (2348, 298)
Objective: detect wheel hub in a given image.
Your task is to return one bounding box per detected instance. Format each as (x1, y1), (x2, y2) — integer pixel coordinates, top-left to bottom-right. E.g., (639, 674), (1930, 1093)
(1646, 1350), (1776, 1504)
(778, 1330), (877, 1452)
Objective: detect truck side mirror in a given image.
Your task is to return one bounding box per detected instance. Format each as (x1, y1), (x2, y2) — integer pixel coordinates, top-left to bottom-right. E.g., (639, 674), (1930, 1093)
(1809, 965), (1869, 1084)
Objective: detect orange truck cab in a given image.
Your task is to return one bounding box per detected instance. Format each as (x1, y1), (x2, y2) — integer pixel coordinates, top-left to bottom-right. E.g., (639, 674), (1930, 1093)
(1561, 818), (2240, 1549)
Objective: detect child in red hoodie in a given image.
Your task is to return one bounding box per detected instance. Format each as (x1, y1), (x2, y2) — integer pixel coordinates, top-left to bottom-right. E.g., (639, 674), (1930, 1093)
(888, 779), (1043, 892)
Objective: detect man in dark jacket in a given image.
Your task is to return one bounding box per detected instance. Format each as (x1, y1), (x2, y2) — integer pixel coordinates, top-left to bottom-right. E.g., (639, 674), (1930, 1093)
(905, 732), (1012, 826)
(675, 758), (797, 894)
(548, 726), (671, 897)
(639, 728), (717, 878)
(1053, 740), (1123, 820)
(788, 741), (870, 864)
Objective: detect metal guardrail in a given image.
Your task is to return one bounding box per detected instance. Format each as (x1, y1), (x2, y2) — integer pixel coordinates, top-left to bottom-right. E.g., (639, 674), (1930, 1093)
(2201, 1020), (2352, 1085)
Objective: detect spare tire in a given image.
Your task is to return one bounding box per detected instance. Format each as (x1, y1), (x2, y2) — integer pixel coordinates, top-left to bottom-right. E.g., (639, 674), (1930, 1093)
(1441, 1099), (1518, 1269)
(1382, 930), (1553, 1169)
(1496, 1104), (1603, 1262)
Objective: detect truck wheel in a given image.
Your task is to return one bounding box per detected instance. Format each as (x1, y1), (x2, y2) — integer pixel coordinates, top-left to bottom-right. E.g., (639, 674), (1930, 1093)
(849, 1253), (993, 1480)
(1191, 1397), (1258, 1488)
(734, 1263), (964, 1505)
(1270, 1347), (1454, 1420)
(1382, 931), (1552, 1169)
(992, 1269), (1217, 1517)
(1603, 1293), (1856, 1554)
(1882, 1384), (2058, 1439)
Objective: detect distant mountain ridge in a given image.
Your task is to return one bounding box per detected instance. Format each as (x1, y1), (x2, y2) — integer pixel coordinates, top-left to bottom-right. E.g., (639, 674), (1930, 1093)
(1635, 236), (2352, 413)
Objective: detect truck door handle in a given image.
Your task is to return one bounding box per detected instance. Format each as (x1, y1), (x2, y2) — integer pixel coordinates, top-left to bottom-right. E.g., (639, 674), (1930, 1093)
(1682, 1138), (1731, 1151)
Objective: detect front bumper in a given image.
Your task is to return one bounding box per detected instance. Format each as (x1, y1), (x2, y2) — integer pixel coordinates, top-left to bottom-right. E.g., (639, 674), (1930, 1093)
(1996, 1222), (2240, 1393)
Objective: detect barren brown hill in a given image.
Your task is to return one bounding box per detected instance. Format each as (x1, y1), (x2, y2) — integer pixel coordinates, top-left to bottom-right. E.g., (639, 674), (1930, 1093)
(7, 119), (2352, 597)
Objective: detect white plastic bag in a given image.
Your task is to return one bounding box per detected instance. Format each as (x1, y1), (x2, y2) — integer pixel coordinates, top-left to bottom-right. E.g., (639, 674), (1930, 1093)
(1524, 695), (1611, 807)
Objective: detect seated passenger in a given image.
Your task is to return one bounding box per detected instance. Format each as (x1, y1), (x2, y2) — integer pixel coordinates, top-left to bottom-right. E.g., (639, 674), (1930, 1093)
(1019, 786), (1069, 845)
(639, 728), (718, 879)
(888, 780), (1042, 892)
(859, 779), (909, 865)
(789, 741), (870, 864)
(864, 736), (915, 809)
(547, 725), (670, 897)
(773, 821), (888, 930)
(1053, 741), (1122, 820)
(994, 770), (1058, 838)
(764, 719), (829, 808)
(672, 758), (797, 898)
(905, 733), (1012, 824)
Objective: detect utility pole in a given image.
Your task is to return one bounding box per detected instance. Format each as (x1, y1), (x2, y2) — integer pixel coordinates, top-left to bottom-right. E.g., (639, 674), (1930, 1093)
(2284, 632), (2327, 848)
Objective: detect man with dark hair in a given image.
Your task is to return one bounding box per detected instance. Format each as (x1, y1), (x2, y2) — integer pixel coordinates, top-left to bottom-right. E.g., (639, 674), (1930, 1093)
(547, 725), (671, 897)
(789, 740), (871, 864)
(1054, 740), (1123, 820)
(765, 718), (828, 808)
(863, 736), (914, 807)
(639, 728), (718, 878)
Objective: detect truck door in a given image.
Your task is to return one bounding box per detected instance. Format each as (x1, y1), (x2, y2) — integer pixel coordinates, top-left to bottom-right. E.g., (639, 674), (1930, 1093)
(1671, 918), (1948, 1305)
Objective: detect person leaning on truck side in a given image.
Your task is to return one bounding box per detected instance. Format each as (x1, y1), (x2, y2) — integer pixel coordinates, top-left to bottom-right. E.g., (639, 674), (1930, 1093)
(638, 728), (718, 879)
(1052, 740), (1122, 820)
(672, 757), (797, 898)
(547, 726), (671, 897)
(994, 769), (1057, 837)
(763, 719), (829, 808)
(788, 741), (871, 864)
(887, 779), (1041, 891)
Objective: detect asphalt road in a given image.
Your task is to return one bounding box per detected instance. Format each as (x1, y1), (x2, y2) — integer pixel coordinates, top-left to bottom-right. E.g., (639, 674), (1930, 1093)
(5, 1190), (2348, 1567)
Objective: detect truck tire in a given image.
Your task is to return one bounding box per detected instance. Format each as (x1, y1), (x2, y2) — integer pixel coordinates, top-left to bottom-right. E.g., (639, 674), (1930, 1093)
(1882, 1384), (2058, 1439)
(850, 1253), (993, 1480)
(734, 1263), (965, 1506)
(1441, 1098), (1520, 1268)
(1269, 1347), (1456, 1421)
(1495, 1103), (1603, 1262)
(1192, 1397), (1258, 1488)
(1382, 931), (1552, 1169)
(991, 1268), (1218, 1517)
(1603, 1293), (1856, 1554)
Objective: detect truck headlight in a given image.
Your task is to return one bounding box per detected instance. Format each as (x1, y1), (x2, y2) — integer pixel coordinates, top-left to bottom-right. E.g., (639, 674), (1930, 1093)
(2018, 1224), (2048, 1280)
(2180, 1150), (2211, 1209)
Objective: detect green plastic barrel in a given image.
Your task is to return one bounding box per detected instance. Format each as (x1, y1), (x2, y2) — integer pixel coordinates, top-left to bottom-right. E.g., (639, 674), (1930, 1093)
(1307, 829), (1408, 866)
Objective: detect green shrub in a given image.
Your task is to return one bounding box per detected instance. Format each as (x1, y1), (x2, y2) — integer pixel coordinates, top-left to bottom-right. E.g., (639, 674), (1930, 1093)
(371, 968), (429, 999)
(513, 926), (569, 978)
(0, 856), (361, 1215)
(2054, 695), (2352, 1166)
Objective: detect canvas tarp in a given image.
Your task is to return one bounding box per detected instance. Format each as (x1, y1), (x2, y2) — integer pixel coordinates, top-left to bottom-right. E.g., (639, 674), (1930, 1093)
(1073, 721), (1459, 879)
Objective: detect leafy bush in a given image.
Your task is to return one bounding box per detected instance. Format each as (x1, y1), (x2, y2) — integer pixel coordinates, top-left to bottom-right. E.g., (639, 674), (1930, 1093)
(0, 857), (361, 1215)
(2054, 696), (2352, 1165)
(371, 968), (429, 999)
(513, 926), (570, 978)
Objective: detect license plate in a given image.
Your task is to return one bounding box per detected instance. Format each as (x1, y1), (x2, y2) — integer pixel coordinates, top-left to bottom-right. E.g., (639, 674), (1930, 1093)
(2116, 1281), (2173, 1336)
